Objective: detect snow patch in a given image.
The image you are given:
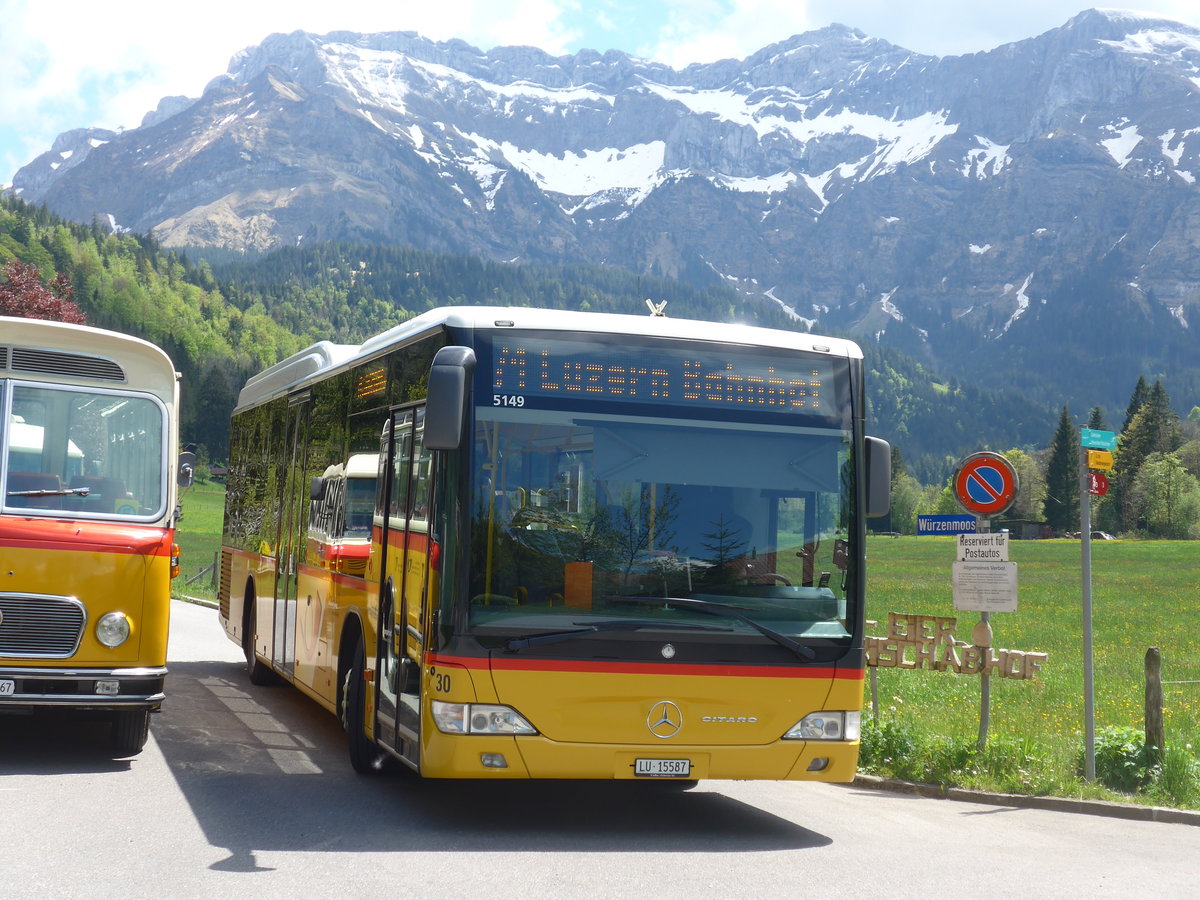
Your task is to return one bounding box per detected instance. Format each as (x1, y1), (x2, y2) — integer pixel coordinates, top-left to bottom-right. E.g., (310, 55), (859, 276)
(1101, 124), (1142, 167)
(462, 133), (666, 198)
(764, 287), (817, 328)
(1001, 274), (1034, 334)
(713, 172), (796, 194)
(969, 243), (992, 255)
(880, 288), (902, 321)
(962, 136), (1010, 178)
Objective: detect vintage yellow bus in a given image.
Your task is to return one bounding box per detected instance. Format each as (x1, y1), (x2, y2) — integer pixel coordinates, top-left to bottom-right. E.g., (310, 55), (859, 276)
(0, 317), (189, 755)
(220, 307), (889, 780)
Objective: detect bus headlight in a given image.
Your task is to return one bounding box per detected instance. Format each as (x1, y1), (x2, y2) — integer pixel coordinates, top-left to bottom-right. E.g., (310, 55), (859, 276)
(96, 612), (131, 648)
(783, 710), (860, 741)
(431, 701), (537, 735)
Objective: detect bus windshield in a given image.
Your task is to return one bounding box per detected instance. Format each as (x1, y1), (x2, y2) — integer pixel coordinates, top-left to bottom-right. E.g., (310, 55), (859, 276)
(467, 333), (858, 653)
(2, 383), (167, 519)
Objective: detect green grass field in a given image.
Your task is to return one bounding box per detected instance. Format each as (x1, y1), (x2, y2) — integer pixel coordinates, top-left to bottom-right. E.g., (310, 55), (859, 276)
(171, 489), (1199, 805)
(864, 535), (1200, 805)
(173, 481), (226, 602)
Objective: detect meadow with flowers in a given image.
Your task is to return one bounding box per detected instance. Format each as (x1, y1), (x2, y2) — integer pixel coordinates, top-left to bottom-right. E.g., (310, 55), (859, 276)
(860, 535), (1200, 807)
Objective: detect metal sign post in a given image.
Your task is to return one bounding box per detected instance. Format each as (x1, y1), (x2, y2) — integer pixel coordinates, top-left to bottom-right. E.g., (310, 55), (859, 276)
(1077, 427), (1115, 782)
(975, 515), (992, 752)
(951, 451), (1019, 753)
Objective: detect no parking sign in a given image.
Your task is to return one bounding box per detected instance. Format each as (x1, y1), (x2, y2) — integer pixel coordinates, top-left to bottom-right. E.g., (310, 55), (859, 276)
(953, 451), (1019, 518)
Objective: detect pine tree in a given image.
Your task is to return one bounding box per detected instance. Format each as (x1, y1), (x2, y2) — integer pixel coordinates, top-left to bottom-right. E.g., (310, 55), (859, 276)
(1122, 376), (1150, 433)
(1111, 380), (1181, 531)
(1087, 406), (1107, 430)
(1045, 406), (1079, 533)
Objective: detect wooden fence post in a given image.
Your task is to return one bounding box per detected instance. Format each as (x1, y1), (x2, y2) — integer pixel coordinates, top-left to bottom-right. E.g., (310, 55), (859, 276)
(1145, 647), (1164, 765)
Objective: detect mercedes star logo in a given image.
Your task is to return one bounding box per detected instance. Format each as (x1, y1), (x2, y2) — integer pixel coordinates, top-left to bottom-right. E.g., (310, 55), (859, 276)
(647, 700), (683, 739)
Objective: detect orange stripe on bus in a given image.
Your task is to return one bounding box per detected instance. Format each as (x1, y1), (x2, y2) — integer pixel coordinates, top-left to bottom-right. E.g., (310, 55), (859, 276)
(0, 518), (172, 555)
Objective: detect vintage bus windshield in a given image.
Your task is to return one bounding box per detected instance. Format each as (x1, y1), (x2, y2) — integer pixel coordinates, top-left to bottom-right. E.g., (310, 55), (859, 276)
(2, 383), (167, 519)
(467, 332), (857, 651)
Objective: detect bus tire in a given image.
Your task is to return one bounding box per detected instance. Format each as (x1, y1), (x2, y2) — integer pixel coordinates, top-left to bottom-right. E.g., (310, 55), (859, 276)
(243, 597), (274, 686)
(342, 639), (378, 774)
(110, 709), (150, 756)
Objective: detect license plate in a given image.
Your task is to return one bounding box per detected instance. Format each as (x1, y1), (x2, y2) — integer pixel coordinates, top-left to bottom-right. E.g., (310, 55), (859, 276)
(634, 758), (691, 778)
(0, 680), (14, 697)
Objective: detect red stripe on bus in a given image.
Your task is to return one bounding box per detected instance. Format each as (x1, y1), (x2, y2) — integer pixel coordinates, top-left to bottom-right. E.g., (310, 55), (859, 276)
(296, 562), (367, 588)
(425, 652), (862, 680)
(0, 518), (172, 555)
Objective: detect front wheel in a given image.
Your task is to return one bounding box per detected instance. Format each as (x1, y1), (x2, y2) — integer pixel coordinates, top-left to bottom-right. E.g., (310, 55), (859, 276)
(110, 709), (150, 756)
(341, 639), (380, 774)
(243, 597), (274, 686)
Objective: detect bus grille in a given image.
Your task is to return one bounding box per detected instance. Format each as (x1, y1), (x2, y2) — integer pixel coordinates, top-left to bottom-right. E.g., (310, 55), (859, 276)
(8, 347), (126, 382)
(0, 594), (86, 658)
(219, 549), (233, 619)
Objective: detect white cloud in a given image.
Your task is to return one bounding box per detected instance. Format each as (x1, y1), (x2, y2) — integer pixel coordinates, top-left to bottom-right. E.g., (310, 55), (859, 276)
(641, 0), (815, 66)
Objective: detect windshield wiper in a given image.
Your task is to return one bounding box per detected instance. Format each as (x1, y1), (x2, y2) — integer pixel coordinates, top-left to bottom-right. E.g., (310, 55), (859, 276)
(607, 596), (818, 661)
(6, 486), (91, 498)
(504, 619), (729, 652)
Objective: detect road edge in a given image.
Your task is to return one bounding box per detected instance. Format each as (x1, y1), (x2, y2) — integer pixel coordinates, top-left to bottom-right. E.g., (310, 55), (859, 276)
(851, 773), (1200, 826)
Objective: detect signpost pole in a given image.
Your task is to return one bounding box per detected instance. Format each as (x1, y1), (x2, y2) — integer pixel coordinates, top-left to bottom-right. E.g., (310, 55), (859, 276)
(1079, 432), (1096, 782)
(975, 515), (991, 752)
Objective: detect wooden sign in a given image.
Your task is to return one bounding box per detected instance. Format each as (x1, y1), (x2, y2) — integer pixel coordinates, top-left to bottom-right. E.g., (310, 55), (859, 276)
(865, 613), (1046, 680)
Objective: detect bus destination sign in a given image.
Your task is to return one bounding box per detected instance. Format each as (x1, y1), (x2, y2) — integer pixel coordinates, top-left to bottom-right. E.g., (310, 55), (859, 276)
(490, 336), (837, 415)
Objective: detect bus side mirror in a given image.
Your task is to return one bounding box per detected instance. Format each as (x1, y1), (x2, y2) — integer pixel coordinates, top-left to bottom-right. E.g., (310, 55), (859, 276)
(178, 451), (196, 488)
(865, 436), (891, 518)
(424, 346), (477, 451)
(310, 476), (327, 502)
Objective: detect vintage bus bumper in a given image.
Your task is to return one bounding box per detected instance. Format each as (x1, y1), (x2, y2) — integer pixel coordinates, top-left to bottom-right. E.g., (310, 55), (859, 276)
(0, 666), (167, 711)
(420, 734), (860, 781)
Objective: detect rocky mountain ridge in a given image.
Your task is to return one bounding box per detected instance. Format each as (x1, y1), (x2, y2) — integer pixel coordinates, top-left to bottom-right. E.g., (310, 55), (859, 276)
(12, 9), (1200, 414)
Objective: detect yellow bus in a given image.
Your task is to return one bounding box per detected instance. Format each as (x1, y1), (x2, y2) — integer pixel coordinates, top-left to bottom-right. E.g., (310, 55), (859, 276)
(0, 316), (190, 755)
(219, 307), (890, 780)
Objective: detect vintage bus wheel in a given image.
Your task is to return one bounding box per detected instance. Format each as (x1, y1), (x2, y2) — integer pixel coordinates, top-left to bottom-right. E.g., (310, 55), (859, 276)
(341, 640), (378, 774)
(243, 597), (274, 686)
(110, 709), (150, 756)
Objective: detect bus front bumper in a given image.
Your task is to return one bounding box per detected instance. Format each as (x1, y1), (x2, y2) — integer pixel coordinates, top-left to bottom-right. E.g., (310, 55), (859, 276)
(420, 733), (860, 781)
(0, 666), (166, 711)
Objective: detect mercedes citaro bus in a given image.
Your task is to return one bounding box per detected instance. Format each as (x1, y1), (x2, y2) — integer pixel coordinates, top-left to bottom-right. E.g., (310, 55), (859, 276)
(219, 306), (889, 780)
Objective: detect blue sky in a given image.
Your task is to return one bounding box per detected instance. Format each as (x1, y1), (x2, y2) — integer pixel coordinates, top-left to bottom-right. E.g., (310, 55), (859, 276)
(2, 1), (1198, 186)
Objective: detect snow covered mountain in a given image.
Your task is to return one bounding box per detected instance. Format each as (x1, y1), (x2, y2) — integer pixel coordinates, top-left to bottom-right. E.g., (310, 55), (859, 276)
(12, 8), (1200, 399)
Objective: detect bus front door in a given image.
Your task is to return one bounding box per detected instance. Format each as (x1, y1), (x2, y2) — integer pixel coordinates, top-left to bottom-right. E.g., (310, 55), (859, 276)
(375, 407), (431, 767)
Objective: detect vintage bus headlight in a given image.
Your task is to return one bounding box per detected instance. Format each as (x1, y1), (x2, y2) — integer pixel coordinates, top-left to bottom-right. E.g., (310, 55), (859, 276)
(783, 710), (860, 741)
(431, 701), (537, 735)
(96, 612), (131, 648)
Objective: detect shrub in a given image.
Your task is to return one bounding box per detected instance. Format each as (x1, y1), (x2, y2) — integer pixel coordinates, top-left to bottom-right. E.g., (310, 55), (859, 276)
(1148, 744), (1200, 808)
(859, 718), (918, 775)
(1084, 726), (1154, 793)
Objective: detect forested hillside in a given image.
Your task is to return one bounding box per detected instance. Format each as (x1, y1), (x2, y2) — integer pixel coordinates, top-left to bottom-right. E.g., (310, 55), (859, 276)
(1, 195), (1051, 476)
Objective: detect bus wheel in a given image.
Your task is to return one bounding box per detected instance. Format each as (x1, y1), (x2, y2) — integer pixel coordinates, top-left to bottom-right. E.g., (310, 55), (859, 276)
(243, 598), (274, 686)
(341, 639), (379, 774)
(110, 709), (150, 756)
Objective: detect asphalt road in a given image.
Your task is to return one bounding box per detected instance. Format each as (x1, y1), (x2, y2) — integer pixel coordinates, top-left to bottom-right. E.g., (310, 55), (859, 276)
(1, 598), (1196, 898)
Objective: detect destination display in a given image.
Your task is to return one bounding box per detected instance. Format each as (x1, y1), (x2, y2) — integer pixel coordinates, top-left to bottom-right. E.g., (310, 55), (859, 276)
(487, 335), (840, 416)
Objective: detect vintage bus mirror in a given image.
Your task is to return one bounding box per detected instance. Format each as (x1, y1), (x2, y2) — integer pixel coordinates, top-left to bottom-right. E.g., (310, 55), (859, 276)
(865, 436), (891, 518)
(310, 476), (327, 502)
(178, 451), (196, 488)
(425, 346), (477, 450)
